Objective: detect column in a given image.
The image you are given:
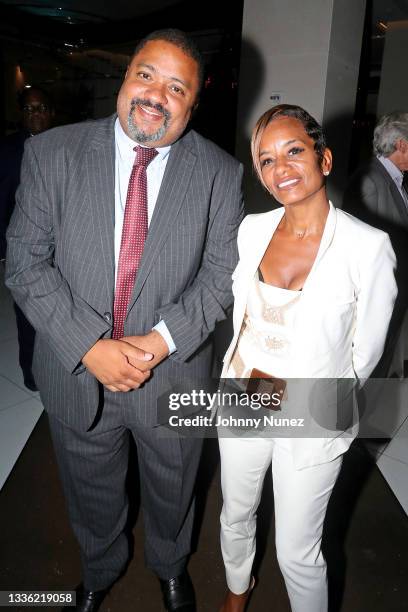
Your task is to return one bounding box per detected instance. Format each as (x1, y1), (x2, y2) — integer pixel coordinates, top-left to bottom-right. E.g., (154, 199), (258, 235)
(236, 0), (366, 211)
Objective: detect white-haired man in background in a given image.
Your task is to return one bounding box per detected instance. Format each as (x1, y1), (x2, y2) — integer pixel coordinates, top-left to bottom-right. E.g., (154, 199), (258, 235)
(344, 111), (408, 376)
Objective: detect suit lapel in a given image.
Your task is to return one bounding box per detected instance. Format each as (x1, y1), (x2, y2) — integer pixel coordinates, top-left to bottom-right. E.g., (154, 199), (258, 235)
(389, 180), (408, 223)
(127, 133), (197, 309)
(302, 201), (337, 290)
(373, 158), (408, 224)
(230, 208), (285, 343)
(85, 116), (116, 307)
(246, 208), (285, 280)
(223, 209), (285, 370)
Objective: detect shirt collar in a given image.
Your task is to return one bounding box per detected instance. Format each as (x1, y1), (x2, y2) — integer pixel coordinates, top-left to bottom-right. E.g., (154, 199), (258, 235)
(378, 155), (404, 187)
(114, 116), (171, 163)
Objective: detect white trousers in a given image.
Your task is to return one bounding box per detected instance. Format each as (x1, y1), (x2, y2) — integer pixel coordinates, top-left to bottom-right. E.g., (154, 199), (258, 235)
(219, 437), (342, 612)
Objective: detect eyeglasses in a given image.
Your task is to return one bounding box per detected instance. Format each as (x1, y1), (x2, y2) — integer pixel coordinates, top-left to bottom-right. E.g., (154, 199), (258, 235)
(23, 104), (50, 114)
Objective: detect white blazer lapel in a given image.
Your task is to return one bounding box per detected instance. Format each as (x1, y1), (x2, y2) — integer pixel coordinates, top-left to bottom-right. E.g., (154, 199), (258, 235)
(301, 201), (337, 291)
(223, 208), (285, 371)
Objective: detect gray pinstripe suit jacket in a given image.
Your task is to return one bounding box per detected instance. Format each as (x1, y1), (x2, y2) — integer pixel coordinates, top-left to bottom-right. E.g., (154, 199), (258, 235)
(6, 114), (244, 429)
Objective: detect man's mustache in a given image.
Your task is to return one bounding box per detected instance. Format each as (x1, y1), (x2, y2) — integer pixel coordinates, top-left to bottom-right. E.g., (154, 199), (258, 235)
(130, 98), (171, 121)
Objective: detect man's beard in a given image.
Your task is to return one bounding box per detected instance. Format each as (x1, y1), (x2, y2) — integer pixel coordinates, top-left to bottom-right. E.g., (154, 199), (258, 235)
(127, 98), (171, 143)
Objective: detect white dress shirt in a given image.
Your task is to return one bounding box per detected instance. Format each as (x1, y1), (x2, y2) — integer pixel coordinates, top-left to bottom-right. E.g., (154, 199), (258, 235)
(114, 117), (176, 353)
(378, 155), (408, 209)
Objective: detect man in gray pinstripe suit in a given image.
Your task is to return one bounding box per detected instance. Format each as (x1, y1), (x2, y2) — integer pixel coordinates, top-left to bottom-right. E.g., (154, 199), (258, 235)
(6, 29), (243, 612)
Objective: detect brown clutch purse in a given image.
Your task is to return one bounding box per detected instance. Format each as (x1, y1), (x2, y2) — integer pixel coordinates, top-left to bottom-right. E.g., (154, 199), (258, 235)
(246, 368), (287, 410)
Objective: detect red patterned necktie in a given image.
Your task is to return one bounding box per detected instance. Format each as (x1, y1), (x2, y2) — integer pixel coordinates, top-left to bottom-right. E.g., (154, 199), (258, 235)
(112, 145), (158, 339)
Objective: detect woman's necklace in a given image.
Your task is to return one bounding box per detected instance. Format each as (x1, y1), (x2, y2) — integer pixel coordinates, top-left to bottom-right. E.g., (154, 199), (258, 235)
(279, 214), (324, 240)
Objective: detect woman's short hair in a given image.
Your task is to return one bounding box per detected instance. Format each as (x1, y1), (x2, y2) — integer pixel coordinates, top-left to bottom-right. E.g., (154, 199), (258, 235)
(251, 104), (327, 188)
(373, 111), (408, 157)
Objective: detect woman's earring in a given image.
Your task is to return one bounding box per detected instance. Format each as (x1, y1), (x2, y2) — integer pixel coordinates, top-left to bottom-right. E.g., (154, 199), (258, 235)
(323, 170), (330, 176)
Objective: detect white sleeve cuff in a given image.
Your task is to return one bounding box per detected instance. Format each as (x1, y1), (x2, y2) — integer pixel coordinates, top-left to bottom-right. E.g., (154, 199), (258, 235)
(153, 320), (177, 355)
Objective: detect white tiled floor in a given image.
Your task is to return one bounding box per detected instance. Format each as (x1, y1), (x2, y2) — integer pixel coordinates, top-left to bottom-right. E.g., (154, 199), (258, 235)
(361, 375), (408, 514)
(0, 264), (43, 490)
(377, 418), (408, 514)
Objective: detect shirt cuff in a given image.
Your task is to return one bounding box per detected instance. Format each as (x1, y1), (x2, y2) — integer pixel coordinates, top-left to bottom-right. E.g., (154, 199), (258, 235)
(153, 320), (177, 355)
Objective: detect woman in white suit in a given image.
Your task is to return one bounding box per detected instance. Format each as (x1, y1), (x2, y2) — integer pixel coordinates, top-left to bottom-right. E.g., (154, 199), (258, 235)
(218, 105), (397, 612)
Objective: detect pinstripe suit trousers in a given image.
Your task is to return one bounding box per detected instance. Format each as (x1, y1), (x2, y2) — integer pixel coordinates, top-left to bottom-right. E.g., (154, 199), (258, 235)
(48, 391), (202, 590)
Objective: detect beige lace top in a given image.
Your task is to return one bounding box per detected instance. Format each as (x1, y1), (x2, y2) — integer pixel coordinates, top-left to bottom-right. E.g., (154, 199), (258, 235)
(227, 274), (301, 379)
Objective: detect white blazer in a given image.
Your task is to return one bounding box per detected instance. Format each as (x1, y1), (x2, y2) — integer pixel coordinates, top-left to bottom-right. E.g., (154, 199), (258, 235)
(221, 202), (397, 468)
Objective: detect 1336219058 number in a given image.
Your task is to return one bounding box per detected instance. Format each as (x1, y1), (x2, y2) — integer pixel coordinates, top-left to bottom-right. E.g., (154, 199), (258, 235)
(0, 591), (75, 606)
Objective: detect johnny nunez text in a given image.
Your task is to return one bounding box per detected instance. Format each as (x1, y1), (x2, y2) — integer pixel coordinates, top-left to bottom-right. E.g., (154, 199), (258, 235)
(167, 415), (305, 428)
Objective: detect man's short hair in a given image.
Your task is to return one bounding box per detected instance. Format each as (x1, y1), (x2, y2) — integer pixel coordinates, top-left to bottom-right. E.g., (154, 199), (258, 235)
(132, 28), (204, 93)
(373, 111), (408, 157)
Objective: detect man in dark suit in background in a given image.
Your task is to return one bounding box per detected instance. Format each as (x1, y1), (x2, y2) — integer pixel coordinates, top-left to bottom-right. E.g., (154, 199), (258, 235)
(6, 29), (243, 612)
(0, 87), (54, 390)
(344, 111), (408, 376)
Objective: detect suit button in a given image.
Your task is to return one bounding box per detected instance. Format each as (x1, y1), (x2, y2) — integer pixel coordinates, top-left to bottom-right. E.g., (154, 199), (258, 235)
(103, 312), (112, 323)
